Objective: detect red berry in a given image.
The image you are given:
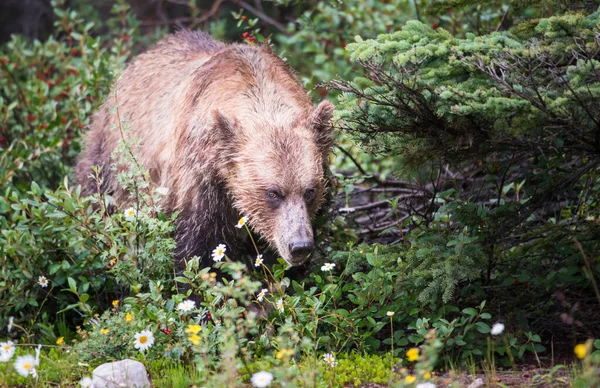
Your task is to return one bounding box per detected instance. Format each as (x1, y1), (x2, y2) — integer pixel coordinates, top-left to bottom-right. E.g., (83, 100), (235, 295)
(42, 123), (48, 129)
(248, 36), (255, 43)
(0, 58), (7, 65)
(242, 16), (247, 21)
(242, 32), (249, 39)
(163, 328), (172, 334)
(123, 35), (130, 42)
(513, 280), (519, 286)
(431, 23), (439, 30)
(70, 48), (78, 56)
(28, 114), (35, 122)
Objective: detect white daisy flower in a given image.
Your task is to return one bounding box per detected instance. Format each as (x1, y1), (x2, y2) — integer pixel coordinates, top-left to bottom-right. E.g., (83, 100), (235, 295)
(123, 207), (137, 220)
(134, 330), (154, 352)
(250, 371), (274, 387)
(177, 299), (196, 312)
(0, 352), (11, 362)
(257, 289), (268, 302)
(212, 244), (226, 262)
(491, 323), (505, 336)
(38, 276), (49, 288)
(321, 263), (335, 272)
(155, 187), (169, 195)
(255, 254), (264, 267)
(79, 376), (93, 387)
(323, 353), (337, 367)
(14, 354), (38, 377)
(78, 362), (89, 367)
(276, 299), (284, 313)
(416, 383), (436, 388)
(386, 311), (395, 317)
(7, 316), (13, 332)
(0, 341), (15, 360)
(235, 216), (248, 228)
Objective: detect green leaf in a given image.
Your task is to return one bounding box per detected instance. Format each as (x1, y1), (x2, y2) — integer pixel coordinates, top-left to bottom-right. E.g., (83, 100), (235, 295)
(475, 322), (491, 334)
(67, 277), (76, 292)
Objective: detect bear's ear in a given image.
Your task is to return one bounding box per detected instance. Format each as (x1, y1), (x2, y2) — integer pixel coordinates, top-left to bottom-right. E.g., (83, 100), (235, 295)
(310, 100), (335, 154)
(211, 110), (240, 169)
(212, 110), (237, 143)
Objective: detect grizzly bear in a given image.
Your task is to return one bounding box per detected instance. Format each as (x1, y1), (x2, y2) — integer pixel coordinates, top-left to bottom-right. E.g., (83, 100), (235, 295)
(75, 31), (334, 271)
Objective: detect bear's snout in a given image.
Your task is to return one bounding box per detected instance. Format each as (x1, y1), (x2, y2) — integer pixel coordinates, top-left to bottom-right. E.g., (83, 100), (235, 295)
(289, 239), (315, 262)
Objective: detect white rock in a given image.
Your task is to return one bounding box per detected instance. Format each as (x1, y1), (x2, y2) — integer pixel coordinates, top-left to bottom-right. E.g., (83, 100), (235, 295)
(92, 359), (150, 388)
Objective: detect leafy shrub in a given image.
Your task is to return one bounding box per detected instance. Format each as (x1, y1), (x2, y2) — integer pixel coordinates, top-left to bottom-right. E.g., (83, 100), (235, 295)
(0, 0), (176, 334)
(329, 8), (600, 341)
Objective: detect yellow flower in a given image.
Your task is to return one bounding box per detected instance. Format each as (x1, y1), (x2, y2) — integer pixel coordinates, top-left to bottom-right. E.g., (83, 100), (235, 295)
(125, 313), (133, 323)
(188, 334), (201, 346)
(275, 348), (294, 360)
(112, 300), (119, 308)
(574, 343), (588, 359)
(406, 347), (419, 362)
(424, 372), (432, 379)
(186, 324), (202, 335)
(56, 337), (64, 345)
(405, 375), (416, 384)
(109, 258), (117, 266)
(101, 328), (109, 335)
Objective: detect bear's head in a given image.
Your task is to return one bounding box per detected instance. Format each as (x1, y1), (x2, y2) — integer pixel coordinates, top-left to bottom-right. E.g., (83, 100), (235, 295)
(214, 101), (334, 266)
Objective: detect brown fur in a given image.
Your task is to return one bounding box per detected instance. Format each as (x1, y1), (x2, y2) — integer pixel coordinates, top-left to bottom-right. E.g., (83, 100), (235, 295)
(75, 31), (334, 269)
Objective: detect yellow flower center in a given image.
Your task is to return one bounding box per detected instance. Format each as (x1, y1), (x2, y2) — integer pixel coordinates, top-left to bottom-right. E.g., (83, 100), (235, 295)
(139, 336), (147, 344)
(3, 345), (9, 351)
(24, 363), (32, 370)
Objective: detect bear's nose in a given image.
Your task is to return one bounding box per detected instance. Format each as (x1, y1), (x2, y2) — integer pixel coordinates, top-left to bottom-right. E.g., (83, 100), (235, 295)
(289, 240), (315, 259)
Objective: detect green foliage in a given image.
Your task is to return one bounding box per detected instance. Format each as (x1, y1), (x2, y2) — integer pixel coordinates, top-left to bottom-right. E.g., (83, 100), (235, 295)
(330, 8), (600, 340)
(0, 0), (175, 336)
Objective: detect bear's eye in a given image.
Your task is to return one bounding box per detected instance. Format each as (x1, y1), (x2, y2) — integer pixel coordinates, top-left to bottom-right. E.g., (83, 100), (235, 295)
(266, 189), (283, 206)
(304, 188), (317, 203)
